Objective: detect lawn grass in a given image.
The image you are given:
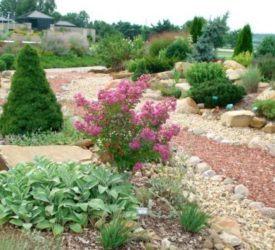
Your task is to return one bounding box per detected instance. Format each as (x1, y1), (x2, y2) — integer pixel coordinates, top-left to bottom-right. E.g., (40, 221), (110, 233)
(40, 54), (102, 69)
(216, 49), (233, 60)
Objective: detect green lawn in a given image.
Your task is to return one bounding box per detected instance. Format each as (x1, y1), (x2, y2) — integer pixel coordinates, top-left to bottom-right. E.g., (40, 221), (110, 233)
(216, 49), (233, 60)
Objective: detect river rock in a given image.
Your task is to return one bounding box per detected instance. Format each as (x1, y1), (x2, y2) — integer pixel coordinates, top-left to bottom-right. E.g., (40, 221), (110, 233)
(234, 184), (249, 197)
(262, 123), (275, 133)
(176, 97), (200, 114)
(256, 88), (275, 100)
(219, 232), (241, 247)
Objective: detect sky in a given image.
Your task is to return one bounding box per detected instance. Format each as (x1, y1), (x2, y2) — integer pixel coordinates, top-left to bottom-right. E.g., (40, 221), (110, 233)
(55, 0), (275, 34)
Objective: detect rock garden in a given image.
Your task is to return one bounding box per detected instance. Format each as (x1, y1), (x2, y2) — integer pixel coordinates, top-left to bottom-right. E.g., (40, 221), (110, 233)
(0, 13), (274, 250)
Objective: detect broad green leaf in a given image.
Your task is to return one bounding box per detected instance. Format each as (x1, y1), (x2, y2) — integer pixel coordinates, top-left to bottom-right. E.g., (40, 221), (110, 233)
(10, 219), (24, 226)
(36, 220), (52, 229)
(88, 199), (108, 212)
(69, 223), (83, 233)
(98, 185), (108, 194)
(22, 223), (32, 230)
(53, 224), (64, 236)
(108, 189), (118, 199)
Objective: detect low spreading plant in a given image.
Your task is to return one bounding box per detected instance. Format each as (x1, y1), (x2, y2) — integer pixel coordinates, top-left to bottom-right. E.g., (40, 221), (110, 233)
(185, 62), (227, 86)
(188, 78), (246, 108)
(161, 85), (182, 98)
(0, 158), (138, 235)
(233, 51), (253, 67)
(253, 100), (275, 120)
(179, 202), (209, 233)
(240, 66), (261, 93)
(100, 217), (133, 250)
(75, 76), (180, 171)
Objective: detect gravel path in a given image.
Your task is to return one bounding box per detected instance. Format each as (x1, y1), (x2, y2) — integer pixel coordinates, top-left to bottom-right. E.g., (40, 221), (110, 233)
(173, 128), (275, 207)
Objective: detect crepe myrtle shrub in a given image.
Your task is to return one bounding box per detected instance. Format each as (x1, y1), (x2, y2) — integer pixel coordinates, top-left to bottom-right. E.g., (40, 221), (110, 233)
(0, 45), (63, 135)
(74, 75), (180, 172)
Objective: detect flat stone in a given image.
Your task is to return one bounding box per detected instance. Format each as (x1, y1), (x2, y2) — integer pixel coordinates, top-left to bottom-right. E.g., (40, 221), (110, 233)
(248, 136), (264, 149)
(203, 239), (214, 249)
(248, 201), (265, 210)
(234, 184), (249, 197)
(226, 69), (246, 81)
(176, 97), (200, 114)
(219, 232), (241, 247)
(256, 88), (275, 100)
(212, 217), (241, 237)
(232, 193), (245, 200)
(175, 82), (191, 93)
(0, 145), (92, 170)
(187, 156), (201, 166)
(221, 110), (255, 128)
(111, 71), (132, 79)
(192, 128), (205, 135)
(223, 60), (245, 70)
(223, 177), (234, 185)
(211, 175), (224, 181)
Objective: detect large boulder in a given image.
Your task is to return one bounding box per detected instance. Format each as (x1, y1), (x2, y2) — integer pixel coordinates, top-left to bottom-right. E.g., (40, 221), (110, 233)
(0, 145), (92, 170)
(174, 62), (192, 76)
(176, 97), (200, 114)
(226, 69), (246, 81)
(221, 110), (255, 127)
(256, 88), (275, 100)
(223, 60), (245, 70)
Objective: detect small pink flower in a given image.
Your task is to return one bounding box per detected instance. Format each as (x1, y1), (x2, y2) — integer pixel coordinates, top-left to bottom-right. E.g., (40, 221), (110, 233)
(129, 138), (141, 149)
(140, 128), (156, 141)
(133, 162), (144, 171)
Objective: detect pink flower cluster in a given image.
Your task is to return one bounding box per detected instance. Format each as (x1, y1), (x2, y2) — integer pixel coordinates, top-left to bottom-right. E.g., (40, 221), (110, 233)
(74, 75), (180, 171)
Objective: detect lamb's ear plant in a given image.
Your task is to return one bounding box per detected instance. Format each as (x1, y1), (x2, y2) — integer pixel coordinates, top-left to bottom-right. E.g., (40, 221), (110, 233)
(0, 158), (138, 235)
(100, 217), (133, 250)
(179, 202), (209, 233)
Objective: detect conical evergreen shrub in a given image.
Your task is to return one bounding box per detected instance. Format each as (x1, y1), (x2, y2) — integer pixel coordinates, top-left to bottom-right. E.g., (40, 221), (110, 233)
(0, 45), (63, 135)
(233, 25), (253, 56)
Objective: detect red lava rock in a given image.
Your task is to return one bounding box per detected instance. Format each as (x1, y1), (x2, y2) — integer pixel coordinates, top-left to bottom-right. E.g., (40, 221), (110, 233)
(173, 128), (275, 207)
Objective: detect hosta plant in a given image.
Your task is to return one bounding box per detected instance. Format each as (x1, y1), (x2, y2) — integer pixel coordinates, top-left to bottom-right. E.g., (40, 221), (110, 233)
(75, 75), (180, 171)
(0, 158), (138, 235)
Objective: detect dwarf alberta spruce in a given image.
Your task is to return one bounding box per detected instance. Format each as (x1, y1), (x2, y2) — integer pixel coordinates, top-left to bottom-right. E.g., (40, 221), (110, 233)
(74, 75), (180, 171)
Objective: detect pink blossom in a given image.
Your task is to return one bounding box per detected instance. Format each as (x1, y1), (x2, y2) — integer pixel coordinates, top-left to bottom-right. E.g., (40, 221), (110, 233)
(133, 162), (144, 171)
(129, 138), (141, 149)
(159, 125), (180, 141)
(153, 143), (170, 161)
(140, 128), (156, 141)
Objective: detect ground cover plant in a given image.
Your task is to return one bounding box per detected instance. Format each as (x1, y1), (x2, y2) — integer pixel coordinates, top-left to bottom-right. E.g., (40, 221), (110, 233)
(0, 45), (63, 135)
(0, 158), (138, 235)
(75, 75), (180, 171)
(253, 100), (275, 120)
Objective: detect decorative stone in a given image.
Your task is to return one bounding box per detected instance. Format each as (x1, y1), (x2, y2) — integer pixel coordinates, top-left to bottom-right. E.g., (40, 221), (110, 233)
(250, 117), (267, 129)
(203, 239), (214, 249)
(187, 156), (201, 166)
(211, 175), (223, 181)
(202, 169), (216, 178)
(260, 207), (275, 219)
(214, 243), (225, 250)
(212, 217), (241, 237)
(232, 194), (245, 200)
(161, 238), (171, 250)
(262, 123), (275, 133)
(175, 82), (191, 93)
(223, 177), (234, 185)
(221, 110), (255, 127)
(111, 71), (132, 79)
(196, 162), (211, 174)
(248, 136), (264, 149)
(174, 61), (192, 75)
(75, 139), (93, 148)
(234, 184), (249, 197)
(143, 89), (163, 100)
(248, 202), (265, 210)
(219, 232), (241, 247)
(156, 71), (173, 80)
(256, 88), (275, 100)
(192, 128), (205, 135)
(267, 144), (275, 157)
(176, 97), (200, 114)
(226, 69), (246, 81)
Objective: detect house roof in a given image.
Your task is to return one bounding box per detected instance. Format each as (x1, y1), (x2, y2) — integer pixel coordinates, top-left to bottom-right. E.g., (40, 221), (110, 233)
(19, 10), (53, 20)
(55, 20), (76, 27)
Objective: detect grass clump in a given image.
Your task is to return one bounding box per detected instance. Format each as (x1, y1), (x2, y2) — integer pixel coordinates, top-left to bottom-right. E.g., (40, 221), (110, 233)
(240, 66), (261, 93)
(254, 100), (275, 120)
(100, 218), (133, 250)
(180, 202), (209, 233)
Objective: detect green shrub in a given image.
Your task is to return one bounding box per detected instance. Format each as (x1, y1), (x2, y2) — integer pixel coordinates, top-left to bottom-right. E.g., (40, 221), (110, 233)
(188, 79), (246, 108)
(180, 202), (209, 233)
(161, 85), (182, 98)
(240, 67), (261, 93)
(0, 158), (138, 235)
(0, 45), (63, 135)
(100, 218), (132, 250)
(233, 51), (253, 67)
(254, 54), (275, 80)
(165, 39), (191, 61)
(185, 62), (227, 86)
(0, 59), (6, 71)
(129, 57), (174, 80)
(234, 24), (253, 56)
(190, 16), (206, 43)
(96, 35), (132, 71)
(0, 53), (15, 69)
(256, 35), (275, 57)
(253, 100), (275, 120)
(149, 38), (173, 57)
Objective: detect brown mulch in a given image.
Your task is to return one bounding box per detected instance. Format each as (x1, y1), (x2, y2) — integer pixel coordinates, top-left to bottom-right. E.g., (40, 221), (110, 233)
(173, 128), (275, 208)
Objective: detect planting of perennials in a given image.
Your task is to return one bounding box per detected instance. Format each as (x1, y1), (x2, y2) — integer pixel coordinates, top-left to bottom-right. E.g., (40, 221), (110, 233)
(74, 75), (180, 171)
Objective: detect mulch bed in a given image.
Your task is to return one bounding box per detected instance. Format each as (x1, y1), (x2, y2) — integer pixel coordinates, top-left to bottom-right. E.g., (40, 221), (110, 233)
(173, 128), (275, 207)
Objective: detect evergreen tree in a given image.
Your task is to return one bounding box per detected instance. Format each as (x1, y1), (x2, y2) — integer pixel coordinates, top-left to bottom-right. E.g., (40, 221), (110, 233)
(190, 16), (205, 43)
(0, 45), (63, 135)
(233, 24), (253, 56)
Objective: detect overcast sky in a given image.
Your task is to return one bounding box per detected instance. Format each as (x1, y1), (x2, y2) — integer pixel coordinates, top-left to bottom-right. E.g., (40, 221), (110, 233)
(55, 0), (275, 34)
